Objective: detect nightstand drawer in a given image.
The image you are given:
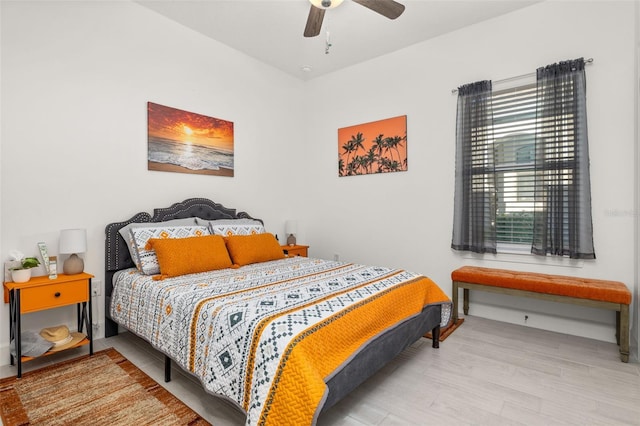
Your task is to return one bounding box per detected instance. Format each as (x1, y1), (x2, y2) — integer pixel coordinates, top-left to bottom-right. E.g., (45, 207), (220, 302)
(20, 280), (88, 313)
(281, 245), (309, 257)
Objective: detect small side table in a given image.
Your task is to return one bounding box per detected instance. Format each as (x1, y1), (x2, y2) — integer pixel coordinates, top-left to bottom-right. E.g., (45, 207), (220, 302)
(281, 244), (309, 257)
(3, 272), (94, 378)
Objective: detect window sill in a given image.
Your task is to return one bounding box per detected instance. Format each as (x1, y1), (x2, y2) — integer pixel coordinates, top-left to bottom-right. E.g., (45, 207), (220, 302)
(460, 245), (585, 269)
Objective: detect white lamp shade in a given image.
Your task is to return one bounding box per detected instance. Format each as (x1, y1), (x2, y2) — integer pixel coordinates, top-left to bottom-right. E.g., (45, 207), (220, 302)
(285, 220), (298, 235)
(59, 229), (87, 254)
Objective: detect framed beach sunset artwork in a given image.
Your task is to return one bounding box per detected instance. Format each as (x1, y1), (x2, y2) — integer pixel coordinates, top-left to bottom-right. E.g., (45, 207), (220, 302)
(147, 102), (234, 176)
(338, 115), (407, 177)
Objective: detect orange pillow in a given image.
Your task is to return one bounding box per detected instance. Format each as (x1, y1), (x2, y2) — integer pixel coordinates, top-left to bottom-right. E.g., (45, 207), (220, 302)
(145, 235), (232, 278)
(224, 233), (285, 266)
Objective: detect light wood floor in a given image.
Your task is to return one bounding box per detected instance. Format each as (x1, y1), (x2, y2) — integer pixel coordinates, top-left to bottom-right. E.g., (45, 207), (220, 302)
(2, 316), (639, 425)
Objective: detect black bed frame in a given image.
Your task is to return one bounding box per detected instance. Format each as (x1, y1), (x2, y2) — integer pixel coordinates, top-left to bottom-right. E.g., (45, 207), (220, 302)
(104, 197), (441, 412)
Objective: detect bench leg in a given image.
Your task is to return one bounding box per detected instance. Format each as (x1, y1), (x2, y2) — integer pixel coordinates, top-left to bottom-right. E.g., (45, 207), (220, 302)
(452, 281), (459, 322)
(463, 288), (469, 315)
(615, 311), (620, 345)
(452, 281), (469, 317)
(619, 305), (629, 363)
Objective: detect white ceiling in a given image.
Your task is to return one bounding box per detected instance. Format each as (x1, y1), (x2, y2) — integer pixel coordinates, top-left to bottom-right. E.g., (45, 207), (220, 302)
(136, 0), (540, 80)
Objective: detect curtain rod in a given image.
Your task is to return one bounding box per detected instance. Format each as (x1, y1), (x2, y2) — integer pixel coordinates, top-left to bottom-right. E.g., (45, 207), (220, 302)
(451, 58), (594, 94)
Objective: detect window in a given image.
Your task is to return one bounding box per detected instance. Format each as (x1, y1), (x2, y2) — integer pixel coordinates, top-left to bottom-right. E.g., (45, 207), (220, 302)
(452, 58), (595, 259)
(492, 84), (536, 249)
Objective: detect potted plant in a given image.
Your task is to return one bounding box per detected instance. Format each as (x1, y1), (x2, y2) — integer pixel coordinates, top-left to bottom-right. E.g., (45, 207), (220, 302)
(9, 250), (40, 283)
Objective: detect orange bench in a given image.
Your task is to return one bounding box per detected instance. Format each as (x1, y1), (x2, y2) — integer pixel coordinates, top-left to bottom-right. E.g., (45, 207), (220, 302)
(451, 266), (632, 362)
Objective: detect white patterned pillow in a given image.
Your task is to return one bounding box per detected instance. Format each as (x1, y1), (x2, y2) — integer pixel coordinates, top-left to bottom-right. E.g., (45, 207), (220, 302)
(129, 225), (210, 275)
(196, 218), (265, 237)
(119, 218), (198, 265)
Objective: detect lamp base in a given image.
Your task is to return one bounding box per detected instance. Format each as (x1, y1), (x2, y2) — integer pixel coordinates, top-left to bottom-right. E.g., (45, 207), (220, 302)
(63, 253), (84, 275)
(287, 234), (296, 246)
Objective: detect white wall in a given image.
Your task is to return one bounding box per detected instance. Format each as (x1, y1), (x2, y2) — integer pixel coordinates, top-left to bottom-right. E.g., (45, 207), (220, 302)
(302, 1), (638, 352)
(1, 0), (638, 365)
(634, 0), (640, 362)
(0, 0), (305, 360)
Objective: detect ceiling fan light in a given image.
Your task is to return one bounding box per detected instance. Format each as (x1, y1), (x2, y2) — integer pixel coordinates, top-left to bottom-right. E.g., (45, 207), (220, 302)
(309, 0), (344, 10)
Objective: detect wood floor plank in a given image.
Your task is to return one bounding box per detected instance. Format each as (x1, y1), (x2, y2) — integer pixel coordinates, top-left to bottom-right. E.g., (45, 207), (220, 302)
(2, 315), (637, 425)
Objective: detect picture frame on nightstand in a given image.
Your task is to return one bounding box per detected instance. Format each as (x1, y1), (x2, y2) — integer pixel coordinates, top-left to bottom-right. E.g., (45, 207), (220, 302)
(37, 242), (51, 273)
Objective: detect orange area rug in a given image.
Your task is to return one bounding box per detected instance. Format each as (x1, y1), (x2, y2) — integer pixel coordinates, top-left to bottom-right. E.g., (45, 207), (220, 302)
(0, 348), (210, 426)
(423, 318), (464, 342)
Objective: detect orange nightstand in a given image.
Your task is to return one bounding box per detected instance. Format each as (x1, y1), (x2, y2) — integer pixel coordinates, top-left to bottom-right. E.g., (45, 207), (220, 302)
(3, 272), (94, 377)
(281, 245), (309, 257)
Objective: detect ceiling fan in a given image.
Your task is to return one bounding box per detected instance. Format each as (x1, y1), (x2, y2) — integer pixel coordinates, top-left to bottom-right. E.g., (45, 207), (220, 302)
(304, 0), (406, 38)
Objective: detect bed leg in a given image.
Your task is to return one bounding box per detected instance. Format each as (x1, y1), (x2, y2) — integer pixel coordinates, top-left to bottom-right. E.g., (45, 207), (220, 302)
(105, 317), (119, 338)
(165, 355), (172, 382)
(431, 325), (440, 348)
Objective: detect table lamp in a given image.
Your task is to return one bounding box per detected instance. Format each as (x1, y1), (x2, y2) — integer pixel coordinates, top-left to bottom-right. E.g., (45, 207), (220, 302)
(285, 220), (297, 246)
(59, 228), (87, 275)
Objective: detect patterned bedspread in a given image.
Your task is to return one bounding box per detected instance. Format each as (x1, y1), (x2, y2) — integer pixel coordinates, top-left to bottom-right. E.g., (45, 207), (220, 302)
(110, 256), (451, 425)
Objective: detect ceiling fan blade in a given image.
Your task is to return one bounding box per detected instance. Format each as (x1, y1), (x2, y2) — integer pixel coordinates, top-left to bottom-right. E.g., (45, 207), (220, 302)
(352, 0), (405, 19)
(304, 5), (325, 37)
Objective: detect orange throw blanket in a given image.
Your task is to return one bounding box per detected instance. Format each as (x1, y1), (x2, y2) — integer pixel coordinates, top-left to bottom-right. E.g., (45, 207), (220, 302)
(259, 276), (450, 425)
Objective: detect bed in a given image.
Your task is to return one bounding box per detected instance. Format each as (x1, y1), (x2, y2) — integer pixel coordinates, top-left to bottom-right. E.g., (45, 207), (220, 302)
(104, 198), (451, 426)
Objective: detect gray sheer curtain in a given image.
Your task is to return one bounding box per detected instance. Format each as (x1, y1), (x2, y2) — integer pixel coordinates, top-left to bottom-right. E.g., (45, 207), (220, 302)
(451, 80), (497, 254)
(531, 58), (596, 259)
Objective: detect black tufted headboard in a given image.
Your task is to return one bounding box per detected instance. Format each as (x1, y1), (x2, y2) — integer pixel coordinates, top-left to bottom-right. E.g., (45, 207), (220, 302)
(104, 197), (262, 337)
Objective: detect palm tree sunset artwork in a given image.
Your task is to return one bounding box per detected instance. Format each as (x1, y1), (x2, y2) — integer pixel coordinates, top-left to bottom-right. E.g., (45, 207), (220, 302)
(147, 102), (234, 176)
(338, 115), (407, 177)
